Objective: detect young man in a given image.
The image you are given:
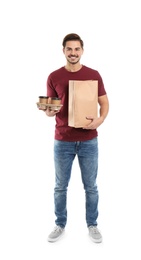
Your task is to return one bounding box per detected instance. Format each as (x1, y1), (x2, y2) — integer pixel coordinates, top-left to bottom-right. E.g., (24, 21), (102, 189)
(45, 33), (109, 243)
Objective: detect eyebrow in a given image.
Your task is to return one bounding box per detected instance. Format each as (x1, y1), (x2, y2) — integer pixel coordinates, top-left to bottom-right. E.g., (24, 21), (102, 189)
(66, 47), (81, 50)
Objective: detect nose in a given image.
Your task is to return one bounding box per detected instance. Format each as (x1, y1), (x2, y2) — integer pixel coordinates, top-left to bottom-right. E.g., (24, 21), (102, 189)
(70, 49), (76, 55)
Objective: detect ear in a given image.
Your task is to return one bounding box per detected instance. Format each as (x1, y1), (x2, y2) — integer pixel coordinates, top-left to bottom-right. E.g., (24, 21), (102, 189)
(62, 48), (65, 54)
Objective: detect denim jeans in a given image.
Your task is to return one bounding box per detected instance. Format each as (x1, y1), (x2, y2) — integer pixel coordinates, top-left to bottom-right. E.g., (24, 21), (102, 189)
(53, 137), (99, 228)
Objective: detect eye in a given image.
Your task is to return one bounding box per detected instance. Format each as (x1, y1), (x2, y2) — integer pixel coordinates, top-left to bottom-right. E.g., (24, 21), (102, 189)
(75, 48), (81, 51)
(66, 48), (71, 51)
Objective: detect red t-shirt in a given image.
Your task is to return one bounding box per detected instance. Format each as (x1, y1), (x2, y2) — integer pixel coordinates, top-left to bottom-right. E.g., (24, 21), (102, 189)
(47, 65), (106, 141)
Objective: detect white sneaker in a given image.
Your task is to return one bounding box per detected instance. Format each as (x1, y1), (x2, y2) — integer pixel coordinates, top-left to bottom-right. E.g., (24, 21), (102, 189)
(88, 226), (102, 243)
(48, 226), (65, 242)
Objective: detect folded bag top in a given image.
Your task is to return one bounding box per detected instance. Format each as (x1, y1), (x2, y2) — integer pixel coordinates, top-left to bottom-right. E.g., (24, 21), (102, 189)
(68, 80), (98, 128)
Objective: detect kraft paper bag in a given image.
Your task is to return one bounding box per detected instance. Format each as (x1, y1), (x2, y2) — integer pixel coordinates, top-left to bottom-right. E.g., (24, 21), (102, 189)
(68, 80), (98, 128)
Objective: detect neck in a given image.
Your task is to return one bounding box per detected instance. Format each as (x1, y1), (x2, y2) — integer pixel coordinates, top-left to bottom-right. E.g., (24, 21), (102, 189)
(65, 64), (82, 72)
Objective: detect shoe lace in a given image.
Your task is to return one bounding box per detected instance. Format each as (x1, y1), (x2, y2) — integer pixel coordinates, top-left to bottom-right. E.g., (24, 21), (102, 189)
(53, 226), (63, 233)
(89, 226), (100, 234)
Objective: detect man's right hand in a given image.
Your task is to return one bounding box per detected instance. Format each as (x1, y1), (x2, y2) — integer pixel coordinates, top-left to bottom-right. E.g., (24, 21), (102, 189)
(45, 107), (59, 117)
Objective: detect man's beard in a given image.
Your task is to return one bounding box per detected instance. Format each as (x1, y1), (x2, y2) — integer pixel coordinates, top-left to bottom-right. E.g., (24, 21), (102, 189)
(67, 57), (80, 65)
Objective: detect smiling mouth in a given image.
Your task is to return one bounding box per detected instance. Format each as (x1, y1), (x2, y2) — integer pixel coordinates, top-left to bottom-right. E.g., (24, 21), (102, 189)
(69, 55), (78, 58)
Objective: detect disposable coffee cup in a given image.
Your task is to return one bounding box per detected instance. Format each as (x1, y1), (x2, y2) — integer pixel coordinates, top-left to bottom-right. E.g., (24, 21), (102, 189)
(51, 97), (61, 105)
(39, 96), (48, 104)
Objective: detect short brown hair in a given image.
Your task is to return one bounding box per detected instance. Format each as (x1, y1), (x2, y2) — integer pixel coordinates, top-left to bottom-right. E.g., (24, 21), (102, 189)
(62, 33), (84, 48)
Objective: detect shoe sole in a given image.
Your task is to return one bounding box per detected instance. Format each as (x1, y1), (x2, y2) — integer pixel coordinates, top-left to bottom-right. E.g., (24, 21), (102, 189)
(89, 236), (102, 243)
(48, 230), (65, 242)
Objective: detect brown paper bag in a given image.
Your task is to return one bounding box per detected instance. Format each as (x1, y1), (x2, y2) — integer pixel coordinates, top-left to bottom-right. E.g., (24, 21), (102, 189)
(68, 80), (98, 128)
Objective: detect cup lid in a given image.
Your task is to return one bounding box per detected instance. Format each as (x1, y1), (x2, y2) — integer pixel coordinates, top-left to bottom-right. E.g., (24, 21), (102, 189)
(39, 96), (48, 98)
(51, 97), (61, 100)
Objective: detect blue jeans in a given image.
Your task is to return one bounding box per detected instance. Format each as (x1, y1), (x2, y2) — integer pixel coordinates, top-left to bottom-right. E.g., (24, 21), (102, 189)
(54, 137), (99, 228)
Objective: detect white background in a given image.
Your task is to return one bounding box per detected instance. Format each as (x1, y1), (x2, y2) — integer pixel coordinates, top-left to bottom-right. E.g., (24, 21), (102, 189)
(0, 0), (141, 259)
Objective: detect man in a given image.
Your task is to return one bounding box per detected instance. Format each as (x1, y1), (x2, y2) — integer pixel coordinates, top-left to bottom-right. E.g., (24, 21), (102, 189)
(44, 33), (109, 243)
